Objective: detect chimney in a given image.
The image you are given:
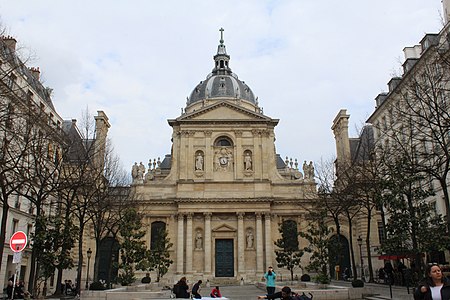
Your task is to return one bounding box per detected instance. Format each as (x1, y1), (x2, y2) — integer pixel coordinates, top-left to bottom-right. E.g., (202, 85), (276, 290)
(388, 77), (402, 93)
(403, 45), (422, 60)
(1, 36), (17, 52)
(375, 93), (388, 108)
(29, 67), (40, 81)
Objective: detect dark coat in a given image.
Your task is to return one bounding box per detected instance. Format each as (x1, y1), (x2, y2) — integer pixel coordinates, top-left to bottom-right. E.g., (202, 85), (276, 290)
(414, 277), (450, 300)
(174, 282), (190, 298)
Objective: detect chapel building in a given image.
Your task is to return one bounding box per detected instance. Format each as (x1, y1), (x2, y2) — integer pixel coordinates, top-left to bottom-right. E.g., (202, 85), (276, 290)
(129, 30), (318, 282)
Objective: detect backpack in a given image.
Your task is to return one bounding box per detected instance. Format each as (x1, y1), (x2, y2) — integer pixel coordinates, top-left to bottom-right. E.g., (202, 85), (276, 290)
(292, 292), (313, 300)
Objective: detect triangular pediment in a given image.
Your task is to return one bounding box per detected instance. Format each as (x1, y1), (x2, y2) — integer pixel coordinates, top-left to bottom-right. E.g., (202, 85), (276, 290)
(177, 101), (271, 122)
(212, 223), (236, 232)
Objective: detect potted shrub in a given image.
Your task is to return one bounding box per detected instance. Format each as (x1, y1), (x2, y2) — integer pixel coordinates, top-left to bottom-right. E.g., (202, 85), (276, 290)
(300, 274), (311, 282)
(351, 279), (364, 288)
(141, 273), (151, 284)
(89, 281), (106, 290)
(313, 273), (330, 289)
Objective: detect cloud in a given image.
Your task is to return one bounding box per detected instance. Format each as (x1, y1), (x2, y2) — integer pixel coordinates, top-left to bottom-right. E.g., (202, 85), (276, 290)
(0, 0), (444, 171)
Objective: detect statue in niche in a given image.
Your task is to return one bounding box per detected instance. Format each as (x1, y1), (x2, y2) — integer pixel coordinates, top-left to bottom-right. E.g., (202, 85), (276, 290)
(195, 153), (204, 171)
(244, 152), (252, 171)
(246, 230), (254, 248)
(195, 230), (203, 249)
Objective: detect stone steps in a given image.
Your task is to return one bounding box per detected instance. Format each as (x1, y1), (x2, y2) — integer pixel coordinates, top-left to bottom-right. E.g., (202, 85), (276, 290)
(364, 295), (391, 300)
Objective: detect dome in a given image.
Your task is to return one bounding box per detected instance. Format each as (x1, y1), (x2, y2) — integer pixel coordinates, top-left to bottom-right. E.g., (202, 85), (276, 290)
(187, 29), (257, 106)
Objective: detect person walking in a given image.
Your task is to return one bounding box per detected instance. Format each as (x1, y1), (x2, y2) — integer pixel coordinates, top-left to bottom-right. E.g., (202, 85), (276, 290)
(264, 266), (277, 295)
(414, 263), (450, 300)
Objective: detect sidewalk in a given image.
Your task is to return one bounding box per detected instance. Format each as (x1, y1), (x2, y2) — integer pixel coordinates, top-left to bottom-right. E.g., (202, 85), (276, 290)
(331, 280), (414, 300)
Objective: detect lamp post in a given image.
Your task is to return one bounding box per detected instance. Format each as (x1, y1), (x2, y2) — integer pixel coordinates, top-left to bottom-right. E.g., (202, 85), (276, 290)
(85, 248), (92, 290)
(357, 236), (364, 281)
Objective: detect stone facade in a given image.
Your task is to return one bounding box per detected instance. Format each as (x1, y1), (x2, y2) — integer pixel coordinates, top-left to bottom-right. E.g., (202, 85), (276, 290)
(130, 32), (317, 283)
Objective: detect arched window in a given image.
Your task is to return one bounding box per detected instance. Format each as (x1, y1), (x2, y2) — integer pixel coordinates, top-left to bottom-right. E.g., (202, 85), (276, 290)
(281, 220), (299, 250)
(214, 136), (233, 147)
(151, 221), (166, 250)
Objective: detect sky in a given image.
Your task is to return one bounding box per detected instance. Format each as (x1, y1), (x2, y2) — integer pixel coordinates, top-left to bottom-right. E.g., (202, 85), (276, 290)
(0, 1), (445, 173)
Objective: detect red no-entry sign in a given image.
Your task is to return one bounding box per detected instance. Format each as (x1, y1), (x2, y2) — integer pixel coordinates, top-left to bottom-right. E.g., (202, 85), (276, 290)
(10, 231), (27, 253)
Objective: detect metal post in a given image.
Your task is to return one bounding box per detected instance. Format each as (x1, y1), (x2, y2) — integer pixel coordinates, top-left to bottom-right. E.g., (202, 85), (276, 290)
(85, 248), (92, 290)
(357, 236), (364, 281)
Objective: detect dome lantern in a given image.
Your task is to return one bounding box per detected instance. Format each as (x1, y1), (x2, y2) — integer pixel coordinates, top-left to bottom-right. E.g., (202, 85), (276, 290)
(186, 28), (257, 108)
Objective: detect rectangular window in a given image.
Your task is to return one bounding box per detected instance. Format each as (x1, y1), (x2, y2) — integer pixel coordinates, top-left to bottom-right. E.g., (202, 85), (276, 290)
(12, 219), (19, 235)
(8, 73), (16, 88)
(14, 194), (20, 209)
(429, 201), (437, 217)
(27, 90), (33, 102)
(26, 224), (32, 248)
(377, 222), (385, 245)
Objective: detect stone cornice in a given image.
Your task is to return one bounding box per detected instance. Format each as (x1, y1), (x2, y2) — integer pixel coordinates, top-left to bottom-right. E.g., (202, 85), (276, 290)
(174, 198), (273, 203)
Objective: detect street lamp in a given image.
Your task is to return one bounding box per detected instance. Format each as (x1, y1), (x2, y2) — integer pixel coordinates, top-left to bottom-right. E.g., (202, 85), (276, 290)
(357, 236), (364, 281)
(85, 248), (92, 290)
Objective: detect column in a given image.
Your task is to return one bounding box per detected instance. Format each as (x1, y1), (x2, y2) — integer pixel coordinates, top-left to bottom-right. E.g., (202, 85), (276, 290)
(237, 212), (245, 274)
(176, 214), (184, 274)
(264, 213), (272, 269)
(204, 213), (212, 274)
(256, 212), (264, 274)
(186, 213), (193, 273)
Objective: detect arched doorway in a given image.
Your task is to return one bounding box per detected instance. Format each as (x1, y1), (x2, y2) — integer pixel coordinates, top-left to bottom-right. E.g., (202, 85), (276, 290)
(97, 237), (120, 287)
(329, 234), (351, 280)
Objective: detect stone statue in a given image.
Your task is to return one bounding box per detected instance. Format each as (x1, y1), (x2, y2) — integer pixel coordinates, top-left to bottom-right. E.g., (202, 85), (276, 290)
(244, 152), (252, 171)
(195, 153), (204, 171)
(137, 162), (145, 180)
(195, 230), (203, 249)
(246, 230), (254, 248)
(302, 161), (308, 179)
(308, 161), (315, 179)
(131, 162), (138, 180)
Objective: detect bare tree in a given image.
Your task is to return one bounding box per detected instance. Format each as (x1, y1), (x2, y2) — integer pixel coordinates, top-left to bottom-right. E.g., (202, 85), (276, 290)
(386, 46), (450, 232)
(0, 30), (43, 271)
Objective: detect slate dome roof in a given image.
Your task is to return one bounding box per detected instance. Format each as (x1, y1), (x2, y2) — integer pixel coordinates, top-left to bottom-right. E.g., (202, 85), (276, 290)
(187, 29), (256, 106)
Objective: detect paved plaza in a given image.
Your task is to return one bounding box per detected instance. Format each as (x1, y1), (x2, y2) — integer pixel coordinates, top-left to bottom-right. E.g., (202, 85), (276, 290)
(69, 281), (416, 300)
(196, 282), (415, 300)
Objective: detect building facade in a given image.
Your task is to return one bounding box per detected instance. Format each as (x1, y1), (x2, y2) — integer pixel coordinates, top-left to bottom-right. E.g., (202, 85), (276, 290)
(0, 35), (109, 293)
(127, 32), (320, 283)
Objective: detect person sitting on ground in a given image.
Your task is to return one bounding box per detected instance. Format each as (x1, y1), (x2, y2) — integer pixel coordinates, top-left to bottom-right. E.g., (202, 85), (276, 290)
(210, 285), (222, 298)
(191, 280), (202, 299)
(258, 286), (313, 300)
(5, 280), (13, 300)
(174, 276), (190, 298)
(258, 286), (293, 300)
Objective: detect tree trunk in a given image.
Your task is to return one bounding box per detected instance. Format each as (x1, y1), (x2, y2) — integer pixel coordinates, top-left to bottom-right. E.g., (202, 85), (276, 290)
(27, 206), (42, 294)
(0, 194), (10, 271)
(347, 216), (357, 281)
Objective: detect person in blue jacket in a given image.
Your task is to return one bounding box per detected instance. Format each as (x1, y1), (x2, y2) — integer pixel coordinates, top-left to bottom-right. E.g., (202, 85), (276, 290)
(264, 266), (277, 295)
